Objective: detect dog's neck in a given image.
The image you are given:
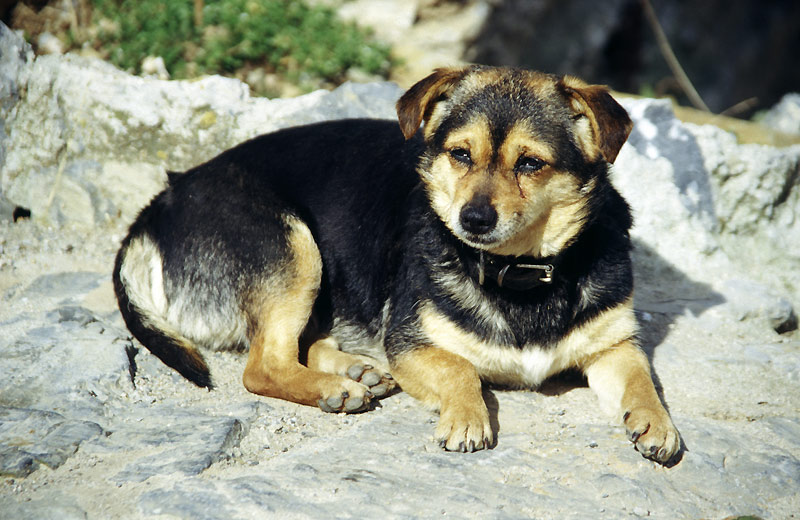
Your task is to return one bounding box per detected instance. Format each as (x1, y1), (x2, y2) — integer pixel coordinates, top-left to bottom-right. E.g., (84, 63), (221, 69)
(460, 247), (556, 291)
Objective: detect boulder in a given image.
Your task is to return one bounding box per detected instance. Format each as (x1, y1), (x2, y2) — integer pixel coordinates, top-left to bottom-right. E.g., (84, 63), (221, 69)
(0, 23), (402, 227)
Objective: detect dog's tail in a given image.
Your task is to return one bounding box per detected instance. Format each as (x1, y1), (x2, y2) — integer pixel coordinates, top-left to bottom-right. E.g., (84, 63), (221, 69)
(113, 233), (213, 389)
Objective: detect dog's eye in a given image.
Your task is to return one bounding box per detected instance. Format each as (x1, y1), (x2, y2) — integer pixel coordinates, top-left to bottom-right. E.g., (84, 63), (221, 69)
(515, 156), (546, 174)
(449, 148), (472, 165)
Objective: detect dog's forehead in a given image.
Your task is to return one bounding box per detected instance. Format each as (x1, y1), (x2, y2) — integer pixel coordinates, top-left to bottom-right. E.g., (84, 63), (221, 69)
(431, 69), (576, 160)
(454, 69), (563, 114)
(457, 68), (558, 97)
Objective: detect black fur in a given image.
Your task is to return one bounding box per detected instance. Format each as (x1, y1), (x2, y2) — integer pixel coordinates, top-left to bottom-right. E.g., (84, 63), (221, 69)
(383, 165), (632, 356)
(113, 249), (214, 388)
(115, 114), (632, 382)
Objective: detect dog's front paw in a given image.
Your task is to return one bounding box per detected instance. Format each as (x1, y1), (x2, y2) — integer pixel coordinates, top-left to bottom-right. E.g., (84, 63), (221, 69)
(435, 402), (493, 453)
(623, 406), (680, 463)
(345, 363), (396, 398)
(317, 380), (373, 413)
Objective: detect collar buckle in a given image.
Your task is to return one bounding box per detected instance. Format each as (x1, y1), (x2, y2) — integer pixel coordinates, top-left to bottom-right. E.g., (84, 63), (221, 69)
(478, 251), (554, 289)
(515, 263), (554, 284)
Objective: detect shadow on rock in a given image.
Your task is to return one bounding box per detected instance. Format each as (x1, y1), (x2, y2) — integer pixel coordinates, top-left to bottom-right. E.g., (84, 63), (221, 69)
(482, 387), (501, 449)
(631, 239), (725, 359)
(527, 239), (725, 428)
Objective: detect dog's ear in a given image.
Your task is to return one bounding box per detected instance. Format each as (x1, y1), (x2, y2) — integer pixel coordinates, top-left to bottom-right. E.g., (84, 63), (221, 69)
(560, 76), (633, 163)
(396, 67), (467, 140)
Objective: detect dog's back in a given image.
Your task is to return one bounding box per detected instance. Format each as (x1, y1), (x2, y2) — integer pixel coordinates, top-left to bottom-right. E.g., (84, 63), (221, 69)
(114, 119), (421, 388)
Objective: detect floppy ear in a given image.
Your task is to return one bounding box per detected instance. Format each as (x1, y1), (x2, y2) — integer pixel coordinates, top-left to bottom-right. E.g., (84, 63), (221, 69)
(560, 76), (633, 163)
(396, 67), (467, 140)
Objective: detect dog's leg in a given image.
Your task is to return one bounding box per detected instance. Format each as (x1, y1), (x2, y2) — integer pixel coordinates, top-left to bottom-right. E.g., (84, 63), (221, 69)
(391, 346), (493, 452)
(584, 340), (681, 463)
(306, 337), (396, 398)
(241, 218), (372, 413)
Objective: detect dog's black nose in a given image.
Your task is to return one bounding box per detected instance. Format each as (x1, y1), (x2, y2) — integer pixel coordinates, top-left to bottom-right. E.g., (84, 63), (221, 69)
(459, 197), (498, 235)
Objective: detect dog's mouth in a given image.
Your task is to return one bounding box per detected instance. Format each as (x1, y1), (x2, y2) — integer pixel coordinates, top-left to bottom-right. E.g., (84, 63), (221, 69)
(451, 214), (513, 251)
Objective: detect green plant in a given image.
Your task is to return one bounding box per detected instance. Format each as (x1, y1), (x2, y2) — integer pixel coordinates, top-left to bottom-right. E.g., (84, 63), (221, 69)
(92, 0), (197, 77)
(89, 0), (392, 87)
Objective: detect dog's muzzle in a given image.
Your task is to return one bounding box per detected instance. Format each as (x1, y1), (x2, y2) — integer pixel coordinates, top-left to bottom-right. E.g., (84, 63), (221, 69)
(459, 197), (498, 236)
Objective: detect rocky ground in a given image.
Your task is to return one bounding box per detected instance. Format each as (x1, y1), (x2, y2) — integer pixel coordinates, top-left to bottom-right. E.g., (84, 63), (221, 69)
(2, 22), (800, 519)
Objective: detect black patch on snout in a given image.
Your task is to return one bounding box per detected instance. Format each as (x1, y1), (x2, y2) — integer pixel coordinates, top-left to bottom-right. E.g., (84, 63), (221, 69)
(459, 194), (498, 235)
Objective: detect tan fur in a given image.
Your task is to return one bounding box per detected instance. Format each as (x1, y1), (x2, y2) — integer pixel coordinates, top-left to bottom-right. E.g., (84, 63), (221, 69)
(241, 217), (369, 406)
(417, 295), (680, 460)
(306, 336), (392, 380)
(417, 299), (638, 388)
(391, 346), (493, 452)
(487, 174), (593, 258)
(489, 123), (589, 257)
(560, 75), (633, 163)
(396, 67), (468, 140)
(420, 116), (591, 257)
(584, 340), (681, 461)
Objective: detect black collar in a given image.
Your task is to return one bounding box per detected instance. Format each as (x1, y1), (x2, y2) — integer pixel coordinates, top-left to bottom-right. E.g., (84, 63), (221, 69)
(461, 247), (556, 291)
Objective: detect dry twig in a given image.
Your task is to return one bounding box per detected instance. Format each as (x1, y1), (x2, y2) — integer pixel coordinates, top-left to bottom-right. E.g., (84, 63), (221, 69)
(640, 0), (711, 112)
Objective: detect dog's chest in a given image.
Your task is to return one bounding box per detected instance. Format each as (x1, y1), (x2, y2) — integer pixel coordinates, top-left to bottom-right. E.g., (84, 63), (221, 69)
(417, 295), (637, 388)
(417, 302), (566, 387)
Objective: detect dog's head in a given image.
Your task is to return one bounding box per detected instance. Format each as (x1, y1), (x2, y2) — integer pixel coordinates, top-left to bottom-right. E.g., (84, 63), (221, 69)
(397, 66), (632, 258)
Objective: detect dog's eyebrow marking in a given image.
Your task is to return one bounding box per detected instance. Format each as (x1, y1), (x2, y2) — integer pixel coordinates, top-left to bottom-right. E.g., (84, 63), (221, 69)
(500, 123), (557, 167)
(442, 117), (492, 167)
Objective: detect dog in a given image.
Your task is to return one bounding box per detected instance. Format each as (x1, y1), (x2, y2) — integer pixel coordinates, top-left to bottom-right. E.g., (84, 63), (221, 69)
(114, 66), (681, 462)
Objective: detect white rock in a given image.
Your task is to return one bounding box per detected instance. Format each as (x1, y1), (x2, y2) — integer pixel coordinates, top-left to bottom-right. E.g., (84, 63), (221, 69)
(35, 32), (64, 55)
(720, 278), (797, 332)
(762, 93), (800, 135)
(0, 24), (402, 227)
(337, 0), (418, 44)
(614, 98), (728, 280)
(614, 96), (799, 322)
(141, 55), (170, 80)
(686, 121), (800, 256)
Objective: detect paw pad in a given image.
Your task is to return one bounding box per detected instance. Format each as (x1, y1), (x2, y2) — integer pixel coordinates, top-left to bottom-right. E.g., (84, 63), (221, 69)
(318, 390), (372, 414)
(345, 363), (395, 398)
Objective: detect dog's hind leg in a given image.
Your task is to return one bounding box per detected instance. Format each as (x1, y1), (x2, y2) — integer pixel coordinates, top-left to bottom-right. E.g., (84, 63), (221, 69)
(306, 337), (396, 398)
(241, 217), (373, 413)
